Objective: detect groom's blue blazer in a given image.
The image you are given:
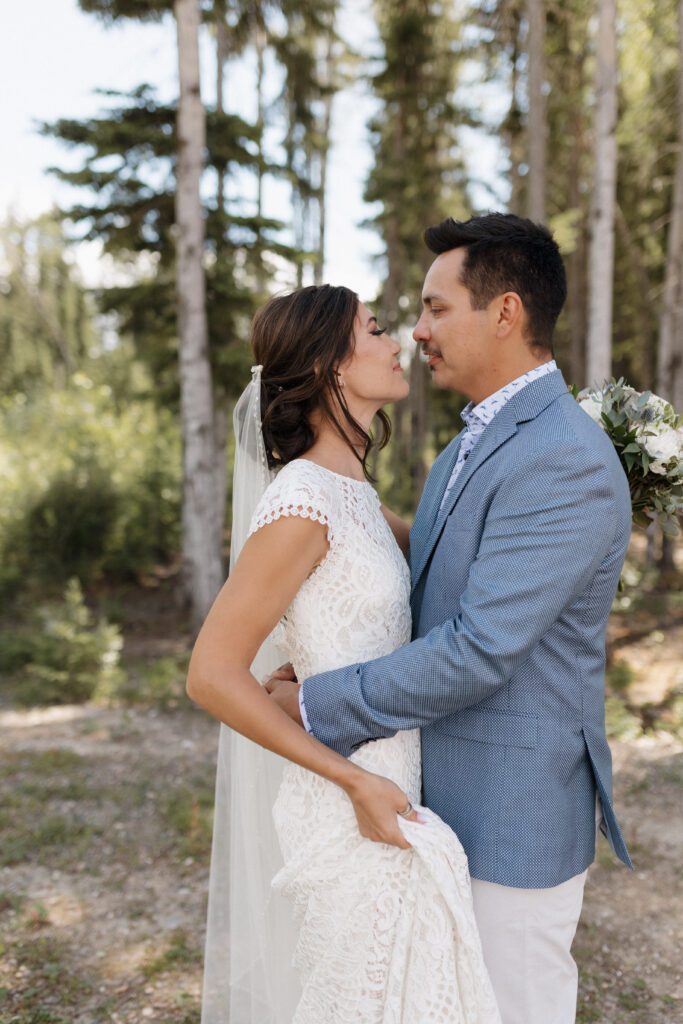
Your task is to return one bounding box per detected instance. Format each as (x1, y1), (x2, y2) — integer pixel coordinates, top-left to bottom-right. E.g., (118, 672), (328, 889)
(301, 369), (633, 888)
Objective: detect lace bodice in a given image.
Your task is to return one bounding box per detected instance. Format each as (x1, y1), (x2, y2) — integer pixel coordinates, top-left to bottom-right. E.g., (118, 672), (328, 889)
(248, 458), (412, 680)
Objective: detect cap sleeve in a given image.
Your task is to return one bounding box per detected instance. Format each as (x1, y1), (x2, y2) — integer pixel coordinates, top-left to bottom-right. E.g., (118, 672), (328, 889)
(247, 460), (338, 546)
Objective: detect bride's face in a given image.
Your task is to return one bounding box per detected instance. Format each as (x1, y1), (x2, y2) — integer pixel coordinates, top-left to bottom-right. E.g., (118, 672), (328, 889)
(336, 303), (410, 411)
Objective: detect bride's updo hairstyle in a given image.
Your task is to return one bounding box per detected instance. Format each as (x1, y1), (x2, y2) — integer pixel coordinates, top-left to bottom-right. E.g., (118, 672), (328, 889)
(251, 284), (391, 479)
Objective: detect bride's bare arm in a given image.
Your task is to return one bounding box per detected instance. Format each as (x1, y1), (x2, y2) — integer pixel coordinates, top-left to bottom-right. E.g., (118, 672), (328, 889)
(186, 515), (416, 848)
(380, 504), (410, 556)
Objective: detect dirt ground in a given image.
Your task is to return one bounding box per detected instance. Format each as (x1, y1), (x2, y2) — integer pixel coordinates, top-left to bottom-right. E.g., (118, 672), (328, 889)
(0, 702), (681, 1024)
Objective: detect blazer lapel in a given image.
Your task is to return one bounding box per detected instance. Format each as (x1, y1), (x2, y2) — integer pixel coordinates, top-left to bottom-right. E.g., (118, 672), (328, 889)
(410, 369), (569, 595)
(411, 414), (518, 593)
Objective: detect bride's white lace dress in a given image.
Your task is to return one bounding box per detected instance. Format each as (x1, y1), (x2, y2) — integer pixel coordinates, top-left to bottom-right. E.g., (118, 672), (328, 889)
(249, 459), (501, 1024)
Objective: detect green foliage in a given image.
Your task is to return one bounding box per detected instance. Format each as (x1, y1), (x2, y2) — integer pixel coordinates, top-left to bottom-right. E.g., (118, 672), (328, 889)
(78, 0), (172, 22)
(606, 659), (636, 695)
(162, 781), (215, 860)
(365, 0), (470, 316)
(39, 81), (288, 404)
(142, 929), (202, 979)
(605, 696), (642, 741)
(24, 466), (121, 580)
(0, 213), (100, 399)
(2, 578), (125, 706)
(0, 376), (181, 592)
(108, 654), (191, 709)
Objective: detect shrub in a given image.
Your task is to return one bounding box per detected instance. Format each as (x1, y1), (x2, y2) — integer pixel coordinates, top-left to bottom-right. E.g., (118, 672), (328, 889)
(22, 465), (121, 580)
(0, 378), (181, 593)
(15, 578), (124, 706)
(107, 654), (190, 710)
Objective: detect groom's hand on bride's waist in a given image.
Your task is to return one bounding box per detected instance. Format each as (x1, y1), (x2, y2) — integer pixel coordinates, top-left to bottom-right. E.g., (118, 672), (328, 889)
(263, 662), (298, 686)
(264, 665), (303, 726)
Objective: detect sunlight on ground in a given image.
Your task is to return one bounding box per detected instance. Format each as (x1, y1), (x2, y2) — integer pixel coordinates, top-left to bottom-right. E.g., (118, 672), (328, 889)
(0, 704), (103, 729)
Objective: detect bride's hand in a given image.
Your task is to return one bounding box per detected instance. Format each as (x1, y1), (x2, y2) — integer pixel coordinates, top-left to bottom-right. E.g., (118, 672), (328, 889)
(344, 770), (420, 850)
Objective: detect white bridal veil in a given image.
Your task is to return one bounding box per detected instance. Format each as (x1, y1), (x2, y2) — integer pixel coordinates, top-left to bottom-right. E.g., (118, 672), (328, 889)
(200, 365), (301, 1024)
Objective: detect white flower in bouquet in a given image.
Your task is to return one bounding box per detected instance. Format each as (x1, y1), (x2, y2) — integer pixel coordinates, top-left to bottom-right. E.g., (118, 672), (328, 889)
(573, 379), (683, 535)
(579, 394), (604, 424)
(639, 425), (682, 465)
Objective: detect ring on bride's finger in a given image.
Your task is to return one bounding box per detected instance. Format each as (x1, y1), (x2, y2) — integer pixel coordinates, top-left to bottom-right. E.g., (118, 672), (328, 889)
(397, 802), (414, 818)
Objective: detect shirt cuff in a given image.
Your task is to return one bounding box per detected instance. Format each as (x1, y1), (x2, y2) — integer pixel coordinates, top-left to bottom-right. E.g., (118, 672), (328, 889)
(299, 686), (313, 734)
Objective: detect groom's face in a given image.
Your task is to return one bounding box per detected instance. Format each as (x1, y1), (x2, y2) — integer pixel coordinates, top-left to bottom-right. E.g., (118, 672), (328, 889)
(413, 248), (496, 399)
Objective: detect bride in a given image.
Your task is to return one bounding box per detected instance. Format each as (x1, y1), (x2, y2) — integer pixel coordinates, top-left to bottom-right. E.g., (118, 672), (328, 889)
(186, 284), (501, 1024)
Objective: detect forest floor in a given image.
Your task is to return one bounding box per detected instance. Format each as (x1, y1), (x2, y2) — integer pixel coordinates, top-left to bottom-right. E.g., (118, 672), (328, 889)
(1, 548), (682, 1024)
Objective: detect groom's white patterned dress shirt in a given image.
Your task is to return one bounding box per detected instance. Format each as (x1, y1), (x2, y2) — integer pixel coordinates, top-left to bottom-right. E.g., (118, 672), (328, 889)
(299, 359), (558, 733)
(439, 360), (558, 511)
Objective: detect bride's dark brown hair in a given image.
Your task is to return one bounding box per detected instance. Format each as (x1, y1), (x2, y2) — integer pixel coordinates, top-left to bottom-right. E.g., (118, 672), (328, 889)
(251, 284), (391, 479)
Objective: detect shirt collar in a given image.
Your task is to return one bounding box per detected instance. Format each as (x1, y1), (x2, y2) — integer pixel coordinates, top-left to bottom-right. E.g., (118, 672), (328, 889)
(460, 360), (558, 432)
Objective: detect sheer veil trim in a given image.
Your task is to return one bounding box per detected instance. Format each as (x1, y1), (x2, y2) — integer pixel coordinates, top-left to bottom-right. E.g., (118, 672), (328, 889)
(200, 366), (302, 1024)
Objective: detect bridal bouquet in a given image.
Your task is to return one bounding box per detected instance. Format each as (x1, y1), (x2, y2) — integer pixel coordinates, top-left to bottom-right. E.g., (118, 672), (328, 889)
(574, 379), (683, 536)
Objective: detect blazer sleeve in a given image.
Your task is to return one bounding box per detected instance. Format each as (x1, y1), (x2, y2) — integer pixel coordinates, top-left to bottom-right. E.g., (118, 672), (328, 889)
(299, 444), (626, 757)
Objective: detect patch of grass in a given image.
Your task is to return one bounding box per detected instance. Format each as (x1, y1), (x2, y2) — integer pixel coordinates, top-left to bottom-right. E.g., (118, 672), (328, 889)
(162, 780), (214, 860)
(0, 748), (86, 782)
(24, 901), (50, 930)
(0, 747), (109, 868)
(142, 929), (202, 980)
(102, 776), (153, 809)
(605, 696), (642, 740)
(113, 654), (191, 710)
(575, 962), (604, 1023)
(5, 935), (94, 1018)
(0, 889), (27, 915)
(576, 1004), (601, 1024)
(0, 812), (99, 868)
(594, 839), (621, 870)
(4, 1011), (73, 1024)
(606, 659), (636, 695)
(16, 776), (93, 802)
(23, 748), (85, 773)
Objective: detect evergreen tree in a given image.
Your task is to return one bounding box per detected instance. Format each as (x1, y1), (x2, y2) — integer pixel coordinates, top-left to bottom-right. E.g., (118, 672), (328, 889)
(365, 0), (470, 510)
(0, 213), (99, 397)
(272, 0), (343, 285)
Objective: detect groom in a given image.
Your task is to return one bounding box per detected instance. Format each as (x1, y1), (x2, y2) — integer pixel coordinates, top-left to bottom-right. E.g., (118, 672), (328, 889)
(269, 213), (632, 1024)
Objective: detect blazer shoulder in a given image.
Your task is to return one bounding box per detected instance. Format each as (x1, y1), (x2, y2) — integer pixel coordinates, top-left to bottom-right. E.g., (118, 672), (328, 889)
(519, 395), (631, 504)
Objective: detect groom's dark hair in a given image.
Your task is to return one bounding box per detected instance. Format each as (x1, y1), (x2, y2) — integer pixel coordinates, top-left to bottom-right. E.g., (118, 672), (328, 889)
(424, 213), (567, 354)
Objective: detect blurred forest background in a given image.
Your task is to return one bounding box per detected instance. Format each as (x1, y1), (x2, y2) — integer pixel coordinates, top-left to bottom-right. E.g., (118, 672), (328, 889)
(1, 1), (682, 1022)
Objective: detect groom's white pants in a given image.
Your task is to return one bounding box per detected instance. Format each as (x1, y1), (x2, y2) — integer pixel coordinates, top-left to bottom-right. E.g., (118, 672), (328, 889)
(471, 869), (588, 1024)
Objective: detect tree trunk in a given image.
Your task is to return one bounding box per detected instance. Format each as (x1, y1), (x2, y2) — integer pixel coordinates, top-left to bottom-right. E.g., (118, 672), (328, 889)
(215, 7), (229, 233)
(506, 8), (524, 215)
(175, 0), (223, 628)
(656, 0), (683, 579)
(568, 87), (587, 387)
(526, 0), (546, 222)
(255, 27), (267, 294)
(657, 0), (683, 412)
(314, 39), (335, 286)
(586, 0), (618, 387)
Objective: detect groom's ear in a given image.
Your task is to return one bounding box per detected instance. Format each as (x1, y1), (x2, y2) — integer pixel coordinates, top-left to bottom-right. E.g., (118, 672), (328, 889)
(493, 291), (525, 338)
